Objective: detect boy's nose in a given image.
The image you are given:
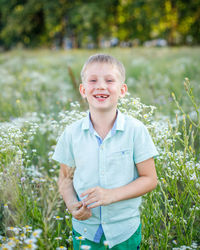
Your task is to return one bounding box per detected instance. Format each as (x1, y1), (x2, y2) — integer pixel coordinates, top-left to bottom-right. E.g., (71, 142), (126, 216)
(97, 80), (106, 89)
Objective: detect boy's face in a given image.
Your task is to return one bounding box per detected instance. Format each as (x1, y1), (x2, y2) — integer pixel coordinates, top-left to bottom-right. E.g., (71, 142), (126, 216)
(79, 63), (127, 113)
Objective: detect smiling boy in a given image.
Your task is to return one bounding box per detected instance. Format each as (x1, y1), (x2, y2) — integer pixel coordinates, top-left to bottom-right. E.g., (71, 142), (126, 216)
(52, 54), (158, 249)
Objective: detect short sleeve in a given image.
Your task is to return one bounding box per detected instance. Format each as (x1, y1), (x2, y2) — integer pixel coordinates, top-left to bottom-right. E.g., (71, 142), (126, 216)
(52, 128), (75, 167)
(133, 123), (158, 164)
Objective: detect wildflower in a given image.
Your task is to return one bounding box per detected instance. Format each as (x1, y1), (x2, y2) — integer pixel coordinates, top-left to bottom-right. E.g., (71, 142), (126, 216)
(7, 227), (21, 234)
(20, 233), (26, 240)
(21, 177), (26, 182)
(65, 215), (70, 219)
(4, 204), (8, 208)
(16, 99), (21, 104)
(53, 216), (63, 221)
(7, 240), (16, 248)
(75, 236), (85, 240)
(81, 245), (91, 249)
(31, 229), (42, 238)
(56, 247), (67, 250)
(191, 242), (198, 248)
(66, 235), (72, 243)
(66, 208), (70, 214)
(24, 243), (37, 250)
(104, 241), (109, 246)
(8, 237), (16, 241)
(25, 238), (37, 244)
(1, 244), (12, 250)
(14, 239), (20, 244)
(55, 237), (62, 240)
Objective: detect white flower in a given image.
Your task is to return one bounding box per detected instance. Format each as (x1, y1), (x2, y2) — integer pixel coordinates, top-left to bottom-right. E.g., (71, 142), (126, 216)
(24, 242), (37, 250)
(55, 237), (62, 240)
(23, 225), (32, 233)
(53, 216), (64, 220)
(104, 240), (109, 246)
(7, 227), (21, 234)
(56, 247), (67, 250)
(81, 245), (91, 249)
(25, 238), (37, 244)
(31, 229), (42, 238)
(75, 236), (85, 240)
(0, 244), (12, 250)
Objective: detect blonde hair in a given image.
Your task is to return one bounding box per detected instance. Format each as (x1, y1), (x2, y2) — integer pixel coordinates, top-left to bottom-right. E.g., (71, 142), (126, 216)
(81, 54), (125, 83)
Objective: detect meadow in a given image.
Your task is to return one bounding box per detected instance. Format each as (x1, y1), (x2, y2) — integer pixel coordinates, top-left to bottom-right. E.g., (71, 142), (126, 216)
(0, 47), (199, 250)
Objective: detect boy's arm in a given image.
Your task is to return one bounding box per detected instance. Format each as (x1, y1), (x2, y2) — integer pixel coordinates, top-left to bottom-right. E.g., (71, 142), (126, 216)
(81, 158), (157, 208)
(58, 164), (92, 220)
(58, 164), (78, 210)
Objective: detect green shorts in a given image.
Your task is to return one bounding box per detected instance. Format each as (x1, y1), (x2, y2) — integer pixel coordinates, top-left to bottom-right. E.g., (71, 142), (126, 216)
(72, 224), (141, 250)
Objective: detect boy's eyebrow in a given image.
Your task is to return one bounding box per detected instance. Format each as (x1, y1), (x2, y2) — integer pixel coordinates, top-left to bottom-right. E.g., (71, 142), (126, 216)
(105, 74), (116, 78)
(88, 74), (97, 78)
(87, 74), (117, 78)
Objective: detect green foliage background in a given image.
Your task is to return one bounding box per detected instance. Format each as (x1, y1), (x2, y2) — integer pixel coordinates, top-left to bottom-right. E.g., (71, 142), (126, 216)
(0, 0), (200, 49)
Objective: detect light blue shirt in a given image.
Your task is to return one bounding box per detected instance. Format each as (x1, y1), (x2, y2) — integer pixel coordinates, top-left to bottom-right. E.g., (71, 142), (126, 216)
(52, 110), (158, 248)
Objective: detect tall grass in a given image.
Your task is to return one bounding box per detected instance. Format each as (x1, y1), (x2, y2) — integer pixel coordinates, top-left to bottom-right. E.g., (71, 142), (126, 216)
(0, 48), (199, 249)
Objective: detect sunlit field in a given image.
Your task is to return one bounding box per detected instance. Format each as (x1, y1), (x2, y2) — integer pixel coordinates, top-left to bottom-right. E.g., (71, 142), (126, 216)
(0, 48), (199, 250)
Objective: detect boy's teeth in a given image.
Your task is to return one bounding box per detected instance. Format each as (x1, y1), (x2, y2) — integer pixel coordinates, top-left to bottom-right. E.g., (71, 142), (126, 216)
(95, 95), (108, 98)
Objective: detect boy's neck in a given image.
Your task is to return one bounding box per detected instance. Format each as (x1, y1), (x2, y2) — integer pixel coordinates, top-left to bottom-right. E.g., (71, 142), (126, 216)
(89, 108), (118, 139)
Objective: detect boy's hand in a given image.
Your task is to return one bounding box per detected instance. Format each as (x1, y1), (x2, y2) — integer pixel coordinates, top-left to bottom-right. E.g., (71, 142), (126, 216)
(80, 186), (113, 209)
(71, 202), (92, 221)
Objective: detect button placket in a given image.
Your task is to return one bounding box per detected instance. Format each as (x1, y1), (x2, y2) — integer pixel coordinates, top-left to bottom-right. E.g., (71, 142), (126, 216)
(99, 144), (103, 186)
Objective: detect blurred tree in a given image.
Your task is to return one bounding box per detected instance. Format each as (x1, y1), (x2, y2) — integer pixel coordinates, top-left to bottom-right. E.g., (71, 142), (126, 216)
(67, 0), (119, 48)
(150, 0), (200, 45)
(116, 0), (152, 43)
(43, 0), (75, 48)
(0, 0), (199, 49)
(0, 0), (46, 49)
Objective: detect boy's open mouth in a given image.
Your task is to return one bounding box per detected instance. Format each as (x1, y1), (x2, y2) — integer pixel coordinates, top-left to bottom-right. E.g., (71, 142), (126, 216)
(93, 94), (109, 99)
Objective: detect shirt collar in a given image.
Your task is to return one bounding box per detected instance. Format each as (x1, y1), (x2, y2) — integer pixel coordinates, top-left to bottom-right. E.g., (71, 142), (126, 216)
(81, 109), (125, 132)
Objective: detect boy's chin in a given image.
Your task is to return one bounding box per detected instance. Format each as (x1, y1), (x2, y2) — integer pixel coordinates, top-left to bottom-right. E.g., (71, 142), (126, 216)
(89, 105), (117, 113)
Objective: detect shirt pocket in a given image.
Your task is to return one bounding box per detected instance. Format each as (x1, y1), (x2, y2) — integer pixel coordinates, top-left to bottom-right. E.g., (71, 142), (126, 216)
(109, 148), (131, 158)
(106, 148), (134, 188)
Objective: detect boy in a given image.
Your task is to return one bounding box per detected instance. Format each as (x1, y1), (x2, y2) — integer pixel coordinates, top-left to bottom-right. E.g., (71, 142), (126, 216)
(52, 54), (158, 249)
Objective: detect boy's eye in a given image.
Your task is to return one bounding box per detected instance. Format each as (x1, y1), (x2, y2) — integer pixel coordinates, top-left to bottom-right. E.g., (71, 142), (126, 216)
(107, 79), (114, 83)
(89, 79), (96, 83)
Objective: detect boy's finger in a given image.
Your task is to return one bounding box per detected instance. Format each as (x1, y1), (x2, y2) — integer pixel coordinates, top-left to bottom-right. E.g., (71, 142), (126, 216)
(80, 188), (95, 197)
(88, 201), (101, 209)
(82, 193), (96, 203)
(73, 201), (83, 208)
(84, 197), (97, 206)
(76, 205), (89, 216)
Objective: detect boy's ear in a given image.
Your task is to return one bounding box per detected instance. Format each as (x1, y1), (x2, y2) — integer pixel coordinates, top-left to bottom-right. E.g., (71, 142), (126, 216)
(119, 84), (128, 98)
(79, 84), (86, 98)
